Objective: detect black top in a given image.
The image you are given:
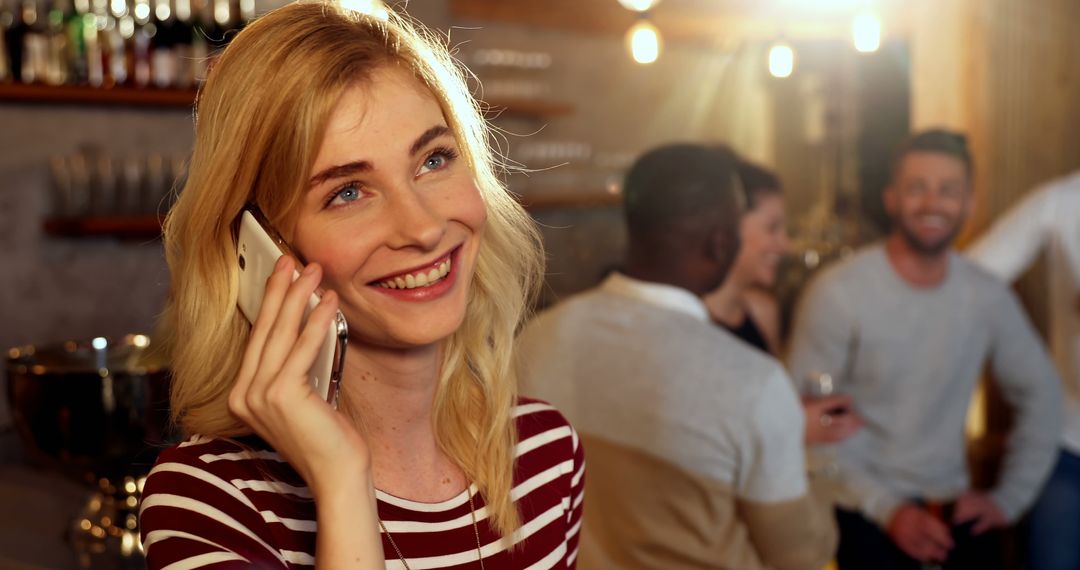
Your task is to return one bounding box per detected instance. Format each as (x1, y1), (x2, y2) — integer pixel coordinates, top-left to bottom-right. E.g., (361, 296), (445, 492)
(721, 315), (771, 354)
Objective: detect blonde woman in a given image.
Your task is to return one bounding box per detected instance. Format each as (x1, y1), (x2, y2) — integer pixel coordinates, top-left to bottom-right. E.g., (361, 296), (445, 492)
(137, 3), (585, 568)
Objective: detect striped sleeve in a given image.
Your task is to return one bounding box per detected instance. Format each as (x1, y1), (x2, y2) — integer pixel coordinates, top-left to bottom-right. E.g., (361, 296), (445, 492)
(565, 424), (586, 569)
(139, 445), (289, 569)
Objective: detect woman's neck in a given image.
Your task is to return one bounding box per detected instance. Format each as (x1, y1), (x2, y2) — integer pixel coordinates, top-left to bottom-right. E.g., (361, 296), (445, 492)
(704, 274), (749, 327)
(339, 342), (464, 499)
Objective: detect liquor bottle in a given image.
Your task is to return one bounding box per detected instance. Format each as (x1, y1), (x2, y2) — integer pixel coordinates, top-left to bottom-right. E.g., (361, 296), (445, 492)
(188, 0), (206, 83)
(104, 0), (125, 84)
(171, 0), (191, 87)
(86, 0), (108, 86)
(0, 0), (18, 81)
(129, 0), (152, 85)
(65, 0), (89, 83)
(149, 0), (174, 86)
(45, 0), (70, 84)
(21, 0), (48, 83)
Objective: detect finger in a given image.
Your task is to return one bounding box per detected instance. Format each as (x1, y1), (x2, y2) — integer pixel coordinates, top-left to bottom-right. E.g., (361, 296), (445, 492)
(952, 498), (979, 525)
(253, 262), (323, 389)
(923, 516), (955, 551)
(924, 541), (950, 563)
(970, 513), (995, 535)
(275, 290), (340, 394)
(231, 256), (294, 414)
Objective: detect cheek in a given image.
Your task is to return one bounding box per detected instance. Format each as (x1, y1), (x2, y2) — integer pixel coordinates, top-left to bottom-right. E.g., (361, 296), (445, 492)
(445, 181), (487, 236)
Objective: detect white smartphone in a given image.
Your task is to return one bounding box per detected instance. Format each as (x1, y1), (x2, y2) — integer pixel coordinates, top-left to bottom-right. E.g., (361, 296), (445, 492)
(236, 207), (348, 406)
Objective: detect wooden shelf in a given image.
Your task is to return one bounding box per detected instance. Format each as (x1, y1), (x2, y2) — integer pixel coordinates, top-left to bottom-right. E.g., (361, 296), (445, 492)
(0, 84), (572, 118)
(44, 215), (164, 239)
(0, 82), (197, 108)
(520, 191), (621, 210)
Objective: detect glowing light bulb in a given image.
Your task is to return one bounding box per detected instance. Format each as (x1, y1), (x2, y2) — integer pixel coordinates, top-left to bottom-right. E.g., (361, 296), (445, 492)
(768, 42), (795, 78)
(627, 19), (661, 65)
(852, 12), (881, 53)
(617, 0), (660, 12)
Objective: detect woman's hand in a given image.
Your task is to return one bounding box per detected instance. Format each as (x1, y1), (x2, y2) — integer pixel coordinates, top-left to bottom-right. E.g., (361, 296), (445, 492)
(802, 394), (863, 445)
(228, 255), (370, 496)
(230, 256), (383, 569)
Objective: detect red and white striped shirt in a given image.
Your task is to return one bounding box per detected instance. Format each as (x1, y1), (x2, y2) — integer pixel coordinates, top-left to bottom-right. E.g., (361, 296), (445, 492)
(139, 399), (585, 569)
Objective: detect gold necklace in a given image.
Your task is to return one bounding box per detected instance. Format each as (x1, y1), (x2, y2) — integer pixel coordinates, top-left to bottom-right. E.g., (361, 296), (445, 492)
(378, 487), (485, 570)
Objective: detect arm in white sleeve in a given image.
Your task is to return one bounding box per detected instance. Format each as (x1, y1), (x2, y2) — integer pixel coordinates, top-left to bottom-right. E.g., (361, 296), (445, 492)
(986, 287), (1063, 521)
(734, 369), (837, 570)
(967, 184), (1055, 282)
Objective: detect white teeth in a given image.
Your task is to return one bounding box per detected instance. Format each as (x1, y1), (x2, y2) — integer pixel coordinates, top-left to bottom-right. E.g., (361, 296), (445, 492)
(378, 256), (453, 290)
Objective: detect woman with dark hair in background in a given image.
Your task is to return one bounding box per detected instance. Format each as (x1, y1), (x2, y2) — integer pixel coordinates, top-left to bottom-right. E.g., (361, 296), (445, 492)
(705, 160), (862, 445)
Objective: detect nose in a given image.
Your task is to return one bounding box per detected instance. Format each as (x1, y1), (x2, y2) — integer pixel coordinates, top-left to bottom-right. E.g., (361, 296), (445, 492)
(385, 184), (446, 252)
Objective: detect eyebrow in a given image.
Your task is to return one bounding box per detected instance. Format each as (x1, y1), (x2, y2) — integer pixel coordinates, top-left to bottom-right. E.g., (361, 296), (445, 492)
(307, 125), (453, 189)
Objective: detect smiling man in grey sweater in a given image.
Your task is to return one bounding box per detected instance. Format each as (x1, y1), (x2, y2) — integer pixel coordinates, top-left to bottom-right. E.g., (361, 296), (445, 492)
(788, 129), (1062, 570)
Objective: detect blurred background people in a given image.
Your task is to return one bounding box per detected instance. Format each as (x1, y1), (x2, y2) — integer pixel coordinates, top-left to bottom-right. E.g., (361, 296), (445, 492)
(704, 160), (788, 355)
(518, 144), (836, 570)
(788, 129), (1062, 570)
(705, 158), (863, 447)
(967, 171), (1080, 570)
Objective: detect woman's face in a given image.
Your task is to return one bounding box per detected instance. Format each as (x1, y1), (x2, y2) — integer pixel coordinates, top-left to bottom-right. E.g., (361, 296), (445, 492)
(731, 193), (789, 288)
(291, 65), (487, 350)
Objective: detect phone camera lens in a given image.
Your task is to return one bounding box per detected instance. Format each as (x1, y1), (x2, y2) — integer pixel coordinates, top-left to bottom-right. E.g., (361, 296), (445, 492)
(238, 254), (246, 270)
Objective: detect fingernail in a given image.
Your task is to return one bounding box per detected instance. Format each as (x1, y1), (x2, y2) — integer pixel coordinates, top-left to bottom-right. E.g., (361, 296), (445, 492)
(275, 256), (289, 271)
(302, 263), (318, 276)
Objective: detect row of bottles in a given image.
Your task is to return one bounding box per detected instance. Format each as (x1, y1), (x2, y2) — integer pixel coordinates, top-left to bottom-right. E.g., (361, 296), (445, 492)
(0, 0), (255, 88)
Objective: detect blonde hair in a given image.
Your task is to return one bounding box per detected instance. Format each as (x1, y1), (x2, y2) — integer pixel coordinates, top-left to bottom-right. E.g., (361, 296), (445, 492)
(160, 1), (543, 541)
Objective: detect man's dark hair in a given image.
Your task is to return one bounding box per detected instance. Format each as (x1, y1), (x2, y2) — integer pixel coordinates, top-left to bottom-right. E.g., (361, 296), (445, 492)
(736, 159), (782, 210)
(623, 144), (742, 256)
(891, 128), (973, 180)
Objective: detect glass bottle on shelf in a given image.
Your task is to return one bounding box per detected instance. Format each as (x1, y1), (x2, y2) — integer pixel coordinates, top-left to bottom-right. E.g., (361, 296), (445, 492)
(103, 0), (125, 85)
(81, 0), (100, 85)
(64, 0), (89, 83)
(171, 0), (190, 87)
(129, 0), (151, 86)
(45, 0), (71, 84)
(188, 0), (206, 84)
(0, 0), (16, 81)
(21, 0), (48, 83)
(149, 0), (174, 86)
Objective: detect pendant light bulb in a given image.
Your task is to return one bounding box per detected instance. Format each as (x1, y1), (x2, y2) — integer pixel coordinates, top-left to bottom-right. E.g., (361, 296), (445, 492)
(617, 0), (660, 12)
(768, 42), (795, 78)
(627, 18), (662, 64)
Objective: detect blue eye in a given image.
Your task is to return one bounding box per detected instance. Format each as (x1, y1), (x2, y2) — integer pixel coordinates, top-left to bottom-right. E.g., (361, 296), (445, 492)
(425, 155), (445, 170)
(327, 183), (362, 207)
(419, 147), (459, 175)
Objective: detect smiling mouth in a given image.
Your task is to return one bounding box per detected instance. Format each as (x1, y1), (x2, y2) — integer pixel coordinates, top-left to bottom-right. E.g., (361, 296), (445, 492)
(370, 248), (457, 290)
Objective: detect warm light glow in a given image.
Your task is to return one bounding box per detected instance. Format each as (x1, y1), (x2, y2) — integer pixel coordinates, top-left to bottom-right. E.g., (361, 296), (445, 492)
(617, 0), (661, 12)
(627, 19), (661, 65)
(110, 0), (126, 16)
(338, 0), (389, 20)
(132, 334), (150, 348)
(852, 12), (881, 53)
(768, 43), (795, 78)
